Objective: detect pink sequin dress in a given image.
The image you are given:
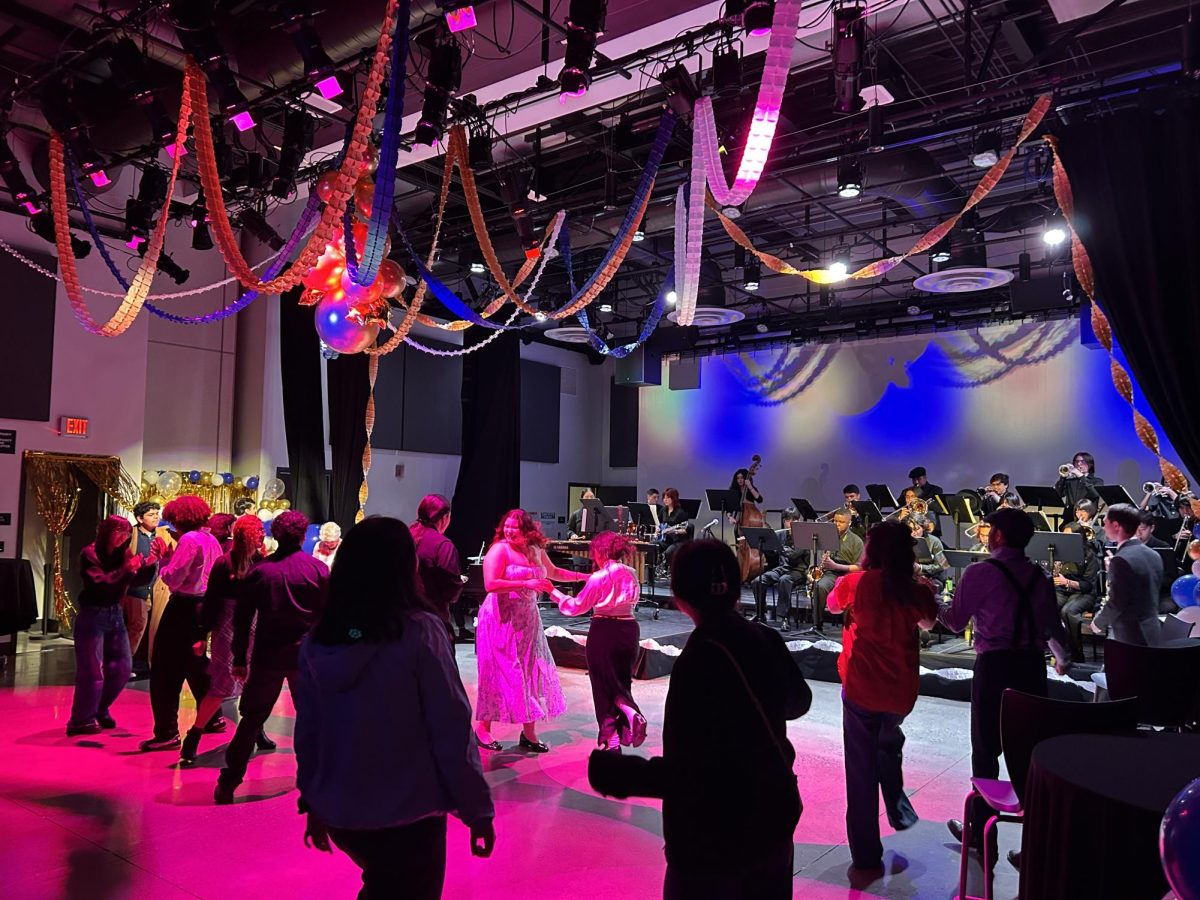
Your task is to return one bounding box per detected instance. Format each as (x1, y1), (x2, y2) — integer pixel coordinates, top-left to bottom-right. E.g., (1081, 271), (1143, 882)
(474, 558), (567, 724)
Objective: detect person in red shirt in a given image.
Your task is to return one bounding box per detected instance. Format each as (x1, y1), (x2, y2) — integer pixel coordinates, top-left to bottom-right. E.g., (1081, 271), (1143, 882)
(828, 521), (938, 881)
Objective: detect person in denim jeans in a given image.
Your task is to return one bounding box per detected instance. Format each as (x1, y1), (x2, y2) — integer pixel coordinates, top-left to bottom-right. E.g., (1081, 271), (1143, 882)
(68, 516), (159, 736)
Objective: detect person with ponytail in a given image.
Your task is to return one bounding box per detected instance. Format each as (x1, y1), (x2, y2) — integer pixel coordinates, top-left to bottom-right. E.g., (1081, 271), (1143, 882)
(409, 494), (467, 643)
(588, 539), (811, 899)
(180, 515), (275, 765)
(826, 520), (938, 882)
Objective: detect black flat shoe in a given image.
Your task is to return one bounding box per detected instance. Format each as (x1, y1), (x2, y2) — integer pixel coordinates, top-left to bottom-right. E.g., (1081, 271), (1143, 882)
(203, 715), (228, 734)
(255, 729), (277, 751)
(66, 721), (103, 737)
(947, 819), (964, 842)
(96, 712), (117, 729)
(140, 734), (181, 752)
(475, 734), (502, 751)
(179, 729), (201, 765)
(518, 734), (549, 753)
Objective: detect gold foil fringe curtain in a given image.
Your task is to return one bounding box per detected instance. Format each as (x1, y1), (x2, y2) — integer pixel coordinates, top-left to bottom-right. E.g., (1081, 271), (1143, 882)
(1043, 136), (1196, 511)
(137, 474), (260, 515)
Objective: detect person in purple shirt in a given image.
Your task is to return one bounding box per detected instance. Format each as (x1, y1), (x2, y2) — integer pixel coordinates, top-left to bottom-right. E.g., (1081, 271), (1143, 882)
(215, 509), (328, 804)
(409, 494), (467, 643)
(937, 508), (1067, 867)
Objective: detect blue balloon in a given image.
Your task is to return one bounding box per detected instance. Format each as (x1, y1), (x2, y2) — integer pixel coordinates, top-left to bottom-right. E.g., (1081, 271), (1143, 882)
(1161, 777), (1200, 899)
(222, 472), (234, 485)
(246, 476), (260, 490)
(188, 469), (201, 484)
(302, 524), (321, 557)
(1171, 575), (1200, 609)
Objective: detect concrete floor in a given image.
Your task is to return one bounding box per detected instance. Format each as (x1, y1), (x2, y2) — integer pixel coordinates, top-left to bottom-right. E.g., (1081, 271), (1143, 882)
(0, 636), (1020, 899)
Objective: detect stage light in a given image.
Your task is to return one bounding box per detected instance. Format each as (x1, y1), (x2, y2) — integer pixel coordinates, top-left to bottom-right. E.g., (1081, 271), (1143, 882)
(658, 64), (699, 119)
(415, 38), (462, 146)
(866, 104), (885, 152)
(930, 237), (951, 264)
(1043, 211), (1067, 247)
(314, 75), (343, 100)
(632, 229), (645, 242)
(712, 44), (742, 98)
(666, 289), (678, 305)
(599, 302), (614, 313)
(836, 158), (862, 198)
(468, 133), (494, 170)
(933, 308), (950, 327)
(29, 210), (91, 258)
(230, 109), (256, 132)
(755, 321), (769, 334)
(743, 261), (761, 292)
(278, 1), (345, 99)
(443, 4), (477, 32)
(855, 319), (871, 336)
(906, 304), (921, 316)
(141, 244), (190, 284)
(1018, 250), (1031, 282)
(828, 244), (851, 280)
(0, 133), (42, 214)
(104, 38), (181, 150)
(559, 0), (607, 99)
(190, 190), (213, 250)
(90, 170), (111, 187)
(971, 130), (1001, 168)
(238, 208), (285, 250)
(603, 168), (619, 211)
(171, 0), (253, 118)
(470, 261), (486, 274)
(742, 0), (776, 37)
(272, 107), (313, 199)
(831, 2), (867, 114)
(39, 79), (107, 178)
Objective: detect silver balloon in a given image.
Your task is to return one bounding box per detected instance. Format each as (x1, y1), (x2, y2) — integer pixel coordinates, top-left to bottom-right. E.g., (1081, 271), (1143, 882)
(155, 471), (182, 497)
(262, 477), (286, 501)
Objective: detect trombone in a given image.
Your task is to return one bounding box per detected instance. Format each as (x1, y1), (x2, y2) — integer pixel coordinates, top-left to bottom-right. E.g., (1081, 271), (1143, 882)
(817, 504), (852, 522)
(885, 499), (928, 521)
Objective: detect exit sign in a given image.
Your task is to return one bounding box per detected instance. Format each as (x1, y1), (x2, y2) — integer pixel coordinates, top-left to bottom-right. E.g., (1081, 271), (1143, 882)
(60, 416), (89, 438)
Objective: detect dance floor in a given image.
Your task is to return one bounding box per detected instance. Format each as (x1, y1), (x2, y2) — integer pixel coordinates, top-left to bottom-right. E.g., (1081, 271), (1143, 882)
(0, 637), (1021, 899)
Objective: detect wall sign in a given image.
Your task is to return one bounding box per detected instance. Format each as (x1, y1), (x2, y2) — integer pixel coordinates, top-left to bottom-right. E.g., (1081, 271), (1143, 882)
(0, 513), (10, 526)
(0, 429), (14, 454)
(59, 416), (89, 438)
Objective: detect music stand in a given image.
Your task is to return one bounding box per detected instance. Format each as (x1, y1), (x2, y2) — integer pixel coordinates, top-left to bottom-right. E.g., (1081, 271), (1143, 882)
(944, 549), (989, 571)
(852, 500), (882, 527)
(1027, 510), (1053, 532)
(1017, 485), (1068, 530)
(1027, 530), (1086, 572)
(866, 483), (899, 512)
(740, 527), (786, 621)
(627, 502), (656, 535)
(791, 498), (819, 522)
(705, 488), (742, 544)
(604, 505), (629, 531)
(1155, 516), (1184, 544)
(1096, 485), (1135, 508)
(790, 521), (841, 637)
(940, 494), (977, 549)
(579, 497), (610, 536)
(679, 498), (702, 520)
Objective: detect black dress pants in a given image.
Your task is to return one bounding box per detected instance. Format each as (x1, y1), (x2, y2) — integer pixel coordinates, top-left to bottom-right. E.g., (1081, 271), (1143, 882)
(149, 593), (210, 739)
(329, 814), (448, 900)
(219, 665), (298, 787)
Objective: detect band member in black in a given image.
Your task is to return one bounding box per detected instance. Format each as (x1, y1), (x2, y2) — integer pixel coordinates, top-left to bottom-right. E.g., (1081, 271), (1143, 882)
(1055, 451), (1103, 508)
(912, 518), (950, 593)
(842, 484), (866, 538)
(660, 488), (693, 570)
(1135, 509), (1181, 613)
(568, 489), (608, 538)
(908, 467), (944, 503)
(981, 474), (1009, 516)
(1054, 522), (1101, 663)
(730, 468), (764, 522)
(645, 488), (665, 531)
(749, 508), (808, 628)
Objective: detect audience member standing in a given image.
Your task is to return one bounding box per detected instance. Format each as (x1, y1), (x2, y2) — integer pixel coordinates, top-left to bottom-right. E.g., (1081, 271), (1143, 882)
(216, 510), (328, 804)
(474, 509), (586, 753)
(122, 501), (163, 669)
(552, 531), (648, 752)
(295, 517), (494, 899)
(67, 516), (158, 735)
(313, 522), (342, 569)
(142, 496), (221, 752)
(937, 509), (1068, 864)
(1091, 504), (1163, 645)
(409, 495), (468, 642)
(827, 522), (938, 881)
(588, 540), (811, 900)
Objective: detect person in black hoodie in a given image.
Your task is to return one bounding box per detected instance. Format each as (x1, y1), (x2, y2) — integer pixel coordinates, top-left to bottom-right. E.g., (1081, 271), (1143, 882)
(409, 494), (467, 642)
(215, 510), (329, 804)
(588, 539), (811, 899)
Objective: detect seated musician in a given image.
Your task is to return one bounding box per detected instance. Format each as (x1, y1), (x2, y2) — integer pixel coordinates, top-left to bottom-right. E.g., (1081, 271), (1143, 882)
(659, 488), (693, 569)
(969, 521), (992, 554)
(842, 484), (866, 538)
(912, 517), (950, 593)
(898, 486), (942, 537)
(568, 489), (604, 538)
(1135, 509), (1181, 613)
(981, 473), (1009, 516)
(749, 508), (808, 628)
(999, 491), (1024, 510)
(908, 466), (944, 503)
(1054, 521), (1101, 663)
(644, 488), (665, 531)
(809, 509), (864, 634)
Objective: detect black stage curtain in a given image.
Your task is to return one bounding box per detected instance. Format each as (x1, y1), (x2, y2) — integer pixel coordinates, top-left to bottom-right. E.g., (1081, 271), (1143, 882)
(279, 287), (329, 522)
(1057, 99), (1200, 483)
(447, 329), (521, 561)
(327, 352), (370, 530)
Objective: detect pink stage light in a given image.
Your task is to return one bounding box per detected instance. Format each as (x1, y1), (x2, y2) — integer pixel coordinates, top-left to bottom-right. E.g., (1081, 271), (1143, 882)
(166, 143), (188, 158)
(21, 201), (40, 215)
(445, 6), (477, 32)
(89, 170), (111, 187)
(126, 234), (146, 250)
(314, 74), (343, 100)
(230, 109), (256, 132)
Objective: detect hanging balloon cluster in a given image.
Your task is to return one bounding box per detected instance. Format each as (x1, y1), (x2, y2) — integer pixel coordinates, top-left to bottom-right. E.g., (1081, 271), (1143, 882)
(303, 148), (406, 354)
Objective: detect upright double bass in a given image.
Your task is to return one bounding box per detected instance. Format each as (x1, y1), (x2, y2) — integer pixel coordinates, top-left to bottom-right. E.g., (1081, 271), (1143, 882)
(736, 454), (768, 584)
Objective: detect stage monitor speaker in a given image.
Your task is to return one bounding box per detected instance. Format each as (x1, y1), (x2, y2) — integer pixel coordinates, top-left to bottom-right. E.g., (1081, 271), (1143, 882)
(615, 347), (662, 386)
(1010, 277), (1068, 314)
(668, 357), (701, 391)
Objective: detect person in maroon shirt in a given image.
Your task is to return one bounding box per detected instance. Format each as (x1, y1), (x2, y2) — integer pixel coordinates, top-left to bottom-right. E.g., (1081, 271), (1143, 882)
(828, 521), (938, 882)
(409, 494), (467, 642)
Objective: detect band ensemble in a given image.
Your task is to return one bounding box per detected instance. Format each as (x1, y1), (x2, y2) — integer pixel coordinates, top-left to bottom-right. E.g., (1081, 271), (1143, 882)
(551, 452), (1200, 649)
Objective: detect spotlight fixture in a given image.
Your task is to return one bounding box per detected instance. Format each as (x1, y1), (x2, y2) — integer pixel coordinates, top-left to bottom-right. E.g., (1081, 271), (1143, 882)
(0, 134), (42, 214)
(712, 43), (742, 97)
(854, 319), (871, 336)
(932, 308), (950, 327)
(742, 0), (776, 37)
(442, 3), (477, 32)
(743, 260), (761, 292)
(415, 37), (462, 146)
(658, 64), (699, 118)
(905, 304), (921, 316)
(230, 109), (256, 132)
(39, 79), (106, 178)
(598, 302), (614, 313)
(665, 289), (678, 305)
(632, 229), (645, 242)
(104, 39), (179, 149)
(831, 2), (867, 114)
(755, 321), (769, 334)
(470, 261), (486, 274)
(238, 208), (284, 250)
(828, 244), (851, 280)
(1018, 250), (1031, 282)
(866, 104), (885, 152)
(930, 236), (952, 264)
(970, 130), (1001, 169)
(468, 133), (494, 170)
(1042, 211), (1068, 247)
(559, 0), (608, 98)
(190, 189), (213, 250)
(140, 244), (190, 284)
(836, 158), (862, 198)
(124, 167), (169, 245)
(29, 210), (91, 258)
(278, 1), (343, 99)
(271, 107), (313, 199)
(603, 168), (619, 211)
(170, 0), (253, 121)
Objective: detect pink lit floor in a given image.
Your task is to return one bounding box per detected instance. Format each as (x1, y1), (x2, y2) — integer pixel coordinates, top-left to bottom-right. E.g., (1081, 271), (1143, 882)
(0, 638), (1020, 899)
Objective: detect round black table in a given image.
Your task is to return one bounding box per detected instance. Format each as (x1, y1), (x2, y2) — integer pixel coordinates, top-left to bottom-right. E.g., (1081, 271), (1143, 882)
(1019, 732), (1200, 899)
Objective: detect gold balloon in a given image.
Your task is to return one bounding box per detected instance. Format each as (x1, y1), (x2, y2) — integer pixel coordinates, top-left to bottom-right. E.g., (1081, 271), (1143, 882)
(150, 495), (165, 506)
(278, 499), (291, 510)
(233, 478), (244, 490)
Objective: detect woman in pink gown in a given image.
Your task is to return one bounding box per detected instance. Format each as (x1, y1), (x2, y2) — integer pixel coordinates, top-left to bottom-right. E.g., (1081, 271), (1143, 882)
(474, 509), (587, 753)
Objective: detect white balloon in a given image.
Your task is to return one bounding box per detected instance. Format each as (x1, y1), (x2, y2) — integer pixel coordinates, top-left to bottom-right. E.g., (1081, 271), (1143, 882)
(262, 477), (286, 501)
(257, 509), (275, 522)
(209, 472), (224, 487)
(155, 471), (182, 497)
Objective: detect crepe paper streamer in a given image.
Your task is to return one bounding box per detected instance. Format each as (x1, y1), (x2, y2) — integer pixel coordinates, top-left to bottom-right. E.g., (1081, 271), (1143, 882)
(695, 0), (805, 207)
(1043, 134), (1193, 504)
(345, 0), (411, 286)
(710, 94), (1052, 286)
(186, 0), (399, 295)
(49, 77), (192, 336)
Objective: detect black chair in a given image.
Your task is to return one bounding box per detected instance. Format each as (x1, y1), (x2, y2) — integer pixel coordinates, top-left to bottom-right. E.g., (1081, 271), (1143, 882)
(1161, 613), (1195, 642)
(1103, 639), (1200, 730)
(955, 690), (1139, 900)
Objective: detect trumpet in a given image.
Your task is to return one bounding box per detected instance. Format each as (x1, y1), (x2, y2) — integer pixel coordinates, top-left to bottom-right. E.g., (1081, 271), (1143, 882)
(1059, 463), (1083, 479)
